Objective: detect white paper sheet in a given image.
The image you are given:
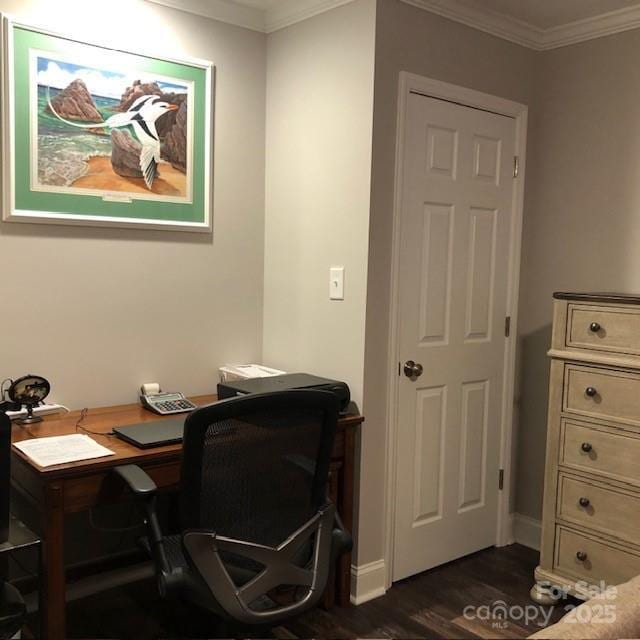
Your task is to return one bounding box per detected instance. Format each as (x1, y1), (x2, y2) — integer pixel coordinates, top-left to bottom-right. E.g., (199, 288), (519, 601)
(13, 434), (115, 467)
(219, 364), (286, 382)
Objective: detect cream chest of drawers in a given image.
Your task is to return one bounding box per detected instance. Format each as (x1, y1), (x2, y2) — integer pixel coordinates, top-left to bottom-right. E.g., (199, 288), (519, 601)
(533, 292), (640, 604)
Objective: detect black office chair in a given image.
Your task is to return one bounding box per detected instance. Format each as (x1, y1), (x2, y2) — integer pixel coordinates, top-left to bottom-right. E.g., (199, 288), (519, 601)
(0, 582), (26, 640)
(115, 389), (352, 627)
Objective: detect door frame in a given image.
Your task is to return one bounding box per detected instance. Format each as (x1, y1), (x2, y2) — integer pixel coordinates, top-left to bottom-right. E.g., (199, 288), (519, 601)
(383, 72), (528, 588)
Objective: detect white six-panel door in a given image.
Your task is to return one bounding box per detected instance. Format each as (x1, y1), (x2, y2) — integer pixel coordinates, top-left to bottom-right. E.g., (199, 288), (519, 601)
(393, 92), (517, 582)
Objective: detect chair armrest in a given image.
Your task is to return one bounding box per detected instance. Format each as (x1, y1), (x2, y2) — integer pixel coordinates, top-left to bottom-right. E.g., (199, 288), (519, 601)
(332, 510), (353, 558)
(114, 465), (157, 497)
(323, 491), (353, 558)
(113, 465), (170, 581)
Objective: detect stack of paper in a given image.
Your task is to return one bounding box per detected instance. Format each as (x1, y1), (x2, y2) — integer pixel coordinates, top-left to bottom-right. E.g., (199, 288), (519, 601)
(13, 434), (115, 467)
(219, 364), (286, 382)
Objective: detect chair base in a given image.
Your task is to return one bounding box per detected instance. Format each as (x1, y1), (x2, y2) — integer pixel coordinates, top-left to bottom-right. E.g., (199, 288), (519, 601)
(0, 581), (26, 640)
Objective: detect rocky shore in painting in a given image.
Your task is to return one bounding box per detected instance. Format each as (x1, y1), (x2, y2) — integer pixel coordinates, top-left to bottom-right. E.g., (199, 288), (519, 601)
(109, 79), (189, 177)
(162, 100), (187, 173)
(110, 129), (144, 178)
(45, 79), (103, 122)
(38, 78), (188, 190)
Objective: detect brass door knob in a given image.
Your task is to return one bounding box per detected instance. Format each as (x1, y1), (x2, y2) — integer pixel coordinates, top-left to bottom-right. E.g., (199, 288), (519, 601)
(404, 361), (424, 379)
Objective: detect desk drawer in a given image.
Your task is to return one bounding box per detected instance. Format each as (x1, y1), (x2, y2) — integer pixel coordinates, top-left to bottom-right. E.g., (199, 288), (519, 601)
(567, 304), (640, 356)
(64, 460), (181, 512)
(554, 527), (640, 587)
(564, 365), (640, 427)
(561, 421), (640, 486)
(557, 475), (640, 546)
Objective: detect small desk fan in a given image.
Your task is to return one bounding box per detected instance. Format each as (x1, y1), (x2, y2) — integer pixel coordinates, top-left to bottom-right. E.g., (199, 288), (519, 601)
(7, 375), (50, 425)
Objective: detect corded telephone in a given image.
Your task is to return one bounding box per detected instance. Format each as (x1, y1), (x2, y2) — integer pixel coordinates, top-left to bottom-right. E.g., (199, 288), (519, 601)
(140, 384), (197, 416)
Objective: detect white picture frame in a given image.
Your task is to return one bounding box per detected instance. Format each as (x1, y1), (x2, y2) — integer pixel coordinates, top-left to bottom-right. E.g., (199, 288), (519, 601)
(1, 13), (214, 232)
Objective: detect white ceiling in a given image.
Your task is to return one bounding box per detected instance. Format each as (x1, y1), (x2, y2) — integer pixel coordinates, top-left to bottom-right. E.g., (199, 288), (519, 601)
(148, 0), (640, 48)
(231, 0), (285, 10)
(147, 0), (355, 33)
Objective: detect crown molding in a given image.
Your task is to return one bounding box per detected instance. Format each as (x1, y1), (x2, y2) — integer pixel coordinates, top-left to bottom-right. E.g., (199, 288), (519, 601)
(400, 0), (640, 51)
(400, 0), (542, 49)
(145, 0), (356, 34)
(145, 0), (266, 32)
(265, 0), (356, 33)
(539, 4), (640, 50)
(147, 0), (640, 45)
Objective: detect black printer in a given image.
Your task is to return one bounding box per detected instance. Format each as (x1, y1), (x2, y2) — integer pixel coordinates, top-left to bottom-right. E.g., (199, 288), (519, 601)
(217, 373), (351, 412)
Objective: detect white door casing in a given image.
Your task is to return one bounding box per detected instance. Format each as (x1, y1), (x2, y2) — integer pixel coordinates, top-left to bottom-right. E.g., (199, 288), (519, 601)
(391, 86), (522, 582)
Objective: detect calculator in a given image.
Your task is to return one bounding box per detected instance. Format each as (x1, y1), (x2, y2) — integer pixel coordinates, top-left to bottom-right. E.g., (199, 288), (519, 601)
(140, 392), (198, 415)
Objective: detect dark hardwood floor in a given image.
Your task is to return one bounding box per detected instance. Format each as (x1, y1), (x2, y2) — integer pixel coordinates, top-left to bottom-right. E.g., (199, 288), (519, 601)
(47, 544), (573, 639)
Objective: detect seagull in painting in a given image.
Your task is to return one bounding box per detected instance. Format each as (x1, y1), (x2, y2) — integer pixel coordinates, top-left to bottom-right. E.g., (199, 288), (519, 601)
(47, 91), (179, 189)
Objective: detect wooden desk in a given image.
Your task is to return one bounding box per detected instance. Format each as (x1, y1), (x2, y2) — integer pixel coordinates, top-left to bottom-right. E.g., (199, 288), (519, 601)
(10, 395), (363, 640)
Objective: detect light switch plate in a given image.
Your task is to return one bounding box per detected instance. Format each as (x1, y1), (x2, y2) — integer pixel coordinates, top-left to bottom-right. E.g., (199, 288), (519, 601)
(330, 267), (345, 300)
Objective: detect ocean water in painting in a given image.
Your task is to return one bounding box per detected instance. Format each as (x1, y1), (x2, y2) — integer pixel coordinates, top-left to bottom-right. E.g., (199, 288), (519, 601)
(37, 86), (116, 186)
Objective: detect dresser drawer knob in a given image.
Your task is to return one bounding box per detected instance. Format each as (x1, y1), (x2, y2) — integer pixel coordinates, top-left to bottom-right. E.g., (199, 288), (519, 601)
(585, 387), (598, 398)
(589, 322), (601, 333)
(581, 442), (593, 453)
(576, 551), (588, 562)
(579, 497), (590, 508)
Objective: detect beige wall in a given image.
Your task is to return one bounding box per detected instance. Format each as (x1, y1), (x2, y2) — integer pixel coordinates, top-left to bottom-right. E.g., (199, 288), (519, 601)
(7, 0), (638, 577)
(262, 0), (376, 406)
(357, 0), (537, 567)
(365, 1), (640, 546)
(0, 1), (266, 409)
(515, 28), (640, 519)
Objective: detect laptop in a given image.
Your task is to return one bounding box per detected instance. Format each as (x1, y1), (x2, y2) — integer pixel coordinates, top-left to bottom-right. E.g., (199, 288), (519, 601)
(113, 417), (185, 449)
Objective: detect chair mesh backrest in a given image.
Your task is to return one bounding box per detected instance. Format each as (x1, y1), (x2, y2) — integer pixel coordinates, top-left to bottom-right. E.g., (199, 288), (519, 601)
(179, 390), (338, 548)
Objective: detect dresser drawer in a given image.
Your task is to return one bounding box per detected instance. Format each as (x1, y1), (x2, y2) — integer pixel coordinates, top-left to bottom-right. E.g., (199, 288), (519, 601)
(567, 304), (640, 356)
(554, 527), (640, 586)
(557, 475), (640, 546)
(561, 420), (640, 486)
(564, 365), (640, 427)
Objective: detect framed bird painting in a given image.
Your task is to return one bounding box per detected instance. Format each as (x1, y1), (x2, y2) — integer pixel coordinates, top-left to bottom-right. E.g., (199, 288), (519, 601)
(1, 14), (214, 232)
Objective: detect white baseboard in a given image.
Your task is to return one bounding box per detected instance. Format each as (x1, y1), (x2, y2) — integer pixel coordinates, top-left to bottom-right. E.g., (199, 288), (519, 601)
(513, 513), (541, 551)
(350, 518), (538, 605)
(350, 559), (386, 605)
